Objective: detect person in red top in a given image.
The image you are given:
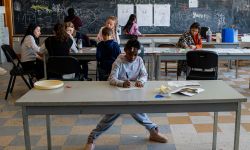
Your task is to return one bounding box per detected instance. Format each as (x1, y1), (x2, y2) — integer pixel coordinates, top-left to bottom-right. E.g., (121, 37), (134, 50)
(64, 8), (83, 31)
(176, 22), (202, 76)
(177, 22), (202, 49)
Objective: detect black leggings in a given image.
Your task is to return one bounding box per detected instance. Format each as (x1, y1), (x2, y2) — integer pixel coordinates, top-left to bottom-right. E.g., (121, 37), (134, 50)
(22, 59), (44, 80)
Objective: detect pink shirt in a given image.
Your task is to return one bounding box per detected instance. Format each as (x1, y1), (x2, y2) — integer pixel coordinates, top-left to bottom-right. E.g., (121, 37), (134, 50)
(129, 22), (141, 36)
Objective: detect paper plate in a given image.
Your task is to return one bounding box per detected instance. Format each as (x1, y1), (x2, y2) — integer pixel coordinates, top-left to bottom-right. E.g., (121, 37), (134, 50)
(34, 80), (64, 90)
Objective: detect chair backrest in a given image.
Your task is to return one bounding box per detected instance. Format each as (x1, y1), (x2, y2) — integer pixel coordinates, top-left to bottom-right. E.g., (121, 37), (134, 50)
(158, 43), (177, 48)
(1, 44), (21, 67)
(186, 50), (218, 70)
(200, 27), (209, 39)
(47, 56), (81, 79)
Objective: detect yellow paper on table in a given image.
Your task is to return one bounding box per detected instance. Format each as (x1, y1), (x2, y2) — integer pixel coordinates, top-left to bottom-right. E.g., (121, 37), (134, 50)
(34, 80), (64, 90)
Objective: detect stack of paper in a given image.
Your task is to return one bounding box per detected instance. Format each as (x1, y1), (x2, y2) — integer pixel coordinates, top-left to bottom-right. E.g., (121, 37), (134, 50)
(171, 87), (204, 96)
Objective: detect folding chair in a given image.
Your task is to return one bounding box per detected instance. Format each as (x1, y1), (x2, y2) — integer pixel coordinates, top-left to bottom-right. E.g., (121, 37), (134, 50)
(186, 50), (218, 80)
(1, 44), (33, 100)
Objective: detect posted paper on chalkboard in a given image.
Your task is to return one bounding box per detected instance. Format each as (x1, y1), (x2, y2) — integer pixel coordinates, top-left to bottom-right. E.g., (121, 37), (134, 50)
(136, 4), (153, 26)
(189, 0), (198, 8)
(154, 4), (171, 26)
(117, 4), (134, 26)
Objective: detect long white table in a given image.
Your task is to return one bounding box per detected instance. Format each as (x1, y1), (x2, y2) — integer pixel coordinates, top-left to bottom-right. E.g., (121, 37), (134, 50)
(120, 37), (240, 48)
(16, 81), (246, 150)
(72, 47), (250, 80)
(153, 48), (250, 80)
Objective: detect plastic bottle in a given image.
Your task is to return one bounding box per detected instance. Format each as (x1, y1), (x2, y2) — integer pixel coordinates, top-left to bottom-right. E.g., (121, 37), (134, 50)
(77, 39), (82, 49)
(206, 27), (212, 42)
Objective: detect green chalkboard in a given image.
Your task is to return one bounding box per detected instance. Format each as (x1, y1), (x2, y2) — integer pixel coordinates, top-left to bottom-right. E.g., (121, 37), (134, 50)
(12, 0), (250, 35)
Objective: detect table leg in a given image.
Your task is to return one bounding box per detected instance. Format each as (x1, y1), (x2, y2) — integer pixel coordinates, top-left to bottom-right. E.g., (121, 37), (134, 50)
(212, 112), (218, 150)
(46, 115), (52, 150)
(43, 55), (47, 79)
(155, 55), (160, 80)
(22, 107), (31, 150)
(235, 60), (239, 79)
(234, 102), (241, 150)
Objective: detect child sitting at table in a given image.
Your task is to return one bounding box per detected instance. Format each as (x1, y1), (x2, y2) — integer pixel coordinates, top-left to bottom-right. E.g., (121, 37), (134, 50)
(176, 22), (202, 76)
(83, 39), (168, 150)
(97, 16), (120, 44)
(96, 27), (121, 81)
(64, 21), (92, 81)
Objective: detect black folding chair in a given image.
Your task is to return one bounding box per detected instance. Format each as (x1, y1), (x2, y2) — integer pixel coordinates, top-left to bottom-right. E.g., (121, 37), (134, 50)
(1, 44), (33, 100)
(186, 50), (218, 80)
(47, 56), (83, 81)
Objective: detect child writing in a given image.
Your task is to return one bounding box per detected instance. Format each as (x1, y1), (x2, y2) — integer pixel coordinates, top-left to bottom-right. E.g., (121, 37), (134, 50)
(176, 22), (202, 76)
(97, 16), (120, 44)
(96, 27), (121, 81)
(83, 39), (167, 150)
(123, 14), (142, 36)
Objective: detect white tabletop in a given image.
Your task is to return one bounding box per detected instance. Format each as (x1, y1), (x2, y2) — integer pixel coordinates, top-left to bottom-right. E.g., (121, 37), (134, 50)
(16, 80), (246, 106)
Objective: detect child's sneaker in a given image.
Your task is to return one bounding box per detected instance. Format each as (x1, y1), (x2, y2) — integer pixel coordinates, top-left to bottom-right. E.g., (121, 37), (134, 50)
(83, 143), (95, 150)
(149, 128), (168, 143)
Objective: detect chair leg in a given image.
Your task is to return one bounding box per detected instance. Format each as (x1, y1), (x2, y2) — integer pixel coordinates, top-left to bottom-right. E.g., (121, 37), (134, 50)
(28, 75), (34, 88)
(165, 62), (168, 76)
(21, 75), (32, 89)
(5, 75), (14, 100)
(10, 76), (16, 93)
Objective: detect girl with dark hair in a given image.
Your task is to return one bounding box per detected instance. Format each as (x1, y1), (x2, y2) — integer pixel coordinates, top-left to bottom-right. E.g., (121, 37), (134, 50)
(177, 22), (202, 49)
(20, 23), (45, 80)
(176, 22), (203, 76)
(123, 14), (141, 36)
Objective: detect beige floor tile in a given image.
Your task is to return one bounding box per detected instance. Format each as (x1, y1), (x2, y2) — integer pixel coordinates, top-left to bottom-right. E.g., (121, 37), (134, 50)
(242, 123), (250, 132)
(4, 118), (23, 126)
(194, 124), (221, 133)
(52, 135), (67, 146)
(241, 109), (250, 115)
(96, 135), (120, 145)
(70, 125), (96, 135)
(37, 135), (67, 146)
(218, 116), (235, 123)
(0, 136), (15, 146)
(188, 112), (210, 116)
(0, 111), (17, 118)
(150, 117), (169, 125)
(62, 146), (83, 150)
(52, 117), (76, 126)
(168, 116), (192, 124)
(119, 144), (147, 150)
(121, 125), (146, 134)
(4, 146), (25, 150)
(30, 126), (46, 135)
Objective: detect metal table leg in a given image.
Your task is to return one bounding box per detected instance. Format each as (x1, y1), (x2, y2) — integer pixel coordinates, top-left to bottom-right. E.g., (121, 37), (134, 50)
(46, 115), (52, 150)
(234, 102), (242, 150)
(22, 107), (31, 150)
(235, 60), (239, 79)
(212, 112), (218, 150)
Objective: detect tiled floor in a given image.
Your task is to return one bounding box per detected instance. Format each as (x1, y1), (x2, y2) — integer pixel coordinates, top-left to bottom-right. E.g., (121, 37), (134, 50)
(1, 62), (250, 150)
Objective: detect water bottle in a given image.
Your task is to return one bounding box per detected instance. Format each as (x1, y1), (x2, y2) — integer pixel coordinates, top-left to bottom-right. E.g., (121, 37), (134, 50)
(77, 39), (82, 49)
(206, 28), (212, 42)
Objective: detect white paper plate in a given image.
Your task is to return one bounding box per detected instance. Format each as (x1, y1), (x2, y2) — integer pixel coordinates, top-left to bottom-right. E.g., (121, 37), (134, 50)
(34, 80), (64, 90)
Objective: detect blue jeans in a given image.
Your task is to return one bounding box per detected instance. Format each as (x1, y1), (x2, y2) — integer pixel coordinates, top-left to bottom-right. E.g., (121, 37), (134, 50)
(87, 113), (157, 142)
